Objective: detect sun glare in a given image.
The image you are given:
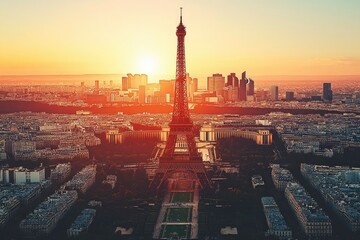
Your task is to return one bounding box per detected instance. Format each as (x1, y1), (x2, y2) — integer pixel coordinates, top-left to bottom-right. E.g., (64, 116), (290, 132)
(138, 55), (158, 75)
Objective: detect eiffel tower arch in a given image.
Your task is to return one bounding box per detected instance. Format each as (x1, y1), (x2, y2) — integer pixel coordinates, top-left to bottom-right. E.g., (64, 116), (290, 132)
(149, 9), (211, 190)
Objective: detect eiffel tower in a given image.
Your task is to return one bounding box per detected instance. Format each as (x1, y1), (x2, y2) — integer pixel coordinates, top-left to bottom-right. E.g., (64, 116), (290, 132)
(150, 9), (211, 190)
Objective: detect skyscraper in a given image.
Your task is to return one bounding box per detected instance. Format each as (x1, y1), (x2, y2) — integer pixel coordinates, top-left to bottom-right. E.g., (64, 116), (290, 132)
(239, 71), (247, 101)
(247, 78), (255, 96)
(207, 73), (225, 97)
(227, 73), (239, 87)
(133, 74), (141, 89)
(140, 74), (148, 86)
(270, 85), (279, 101)
(126, 73), (147, 89)
(323, 83), (333, 102)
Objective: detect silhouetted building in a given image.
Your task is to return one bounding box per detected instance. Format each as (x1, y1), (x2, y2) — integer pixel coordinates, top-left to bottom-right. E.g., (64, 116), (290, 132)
(207, 73), (225, 97)
(286, 91), (295, 101)
(239, 71), (247, 101)
(270, 85), (279, 101)
(323, 83), (333, 102)
(227, 73), (239, 87)
(247, 78), (255, 96)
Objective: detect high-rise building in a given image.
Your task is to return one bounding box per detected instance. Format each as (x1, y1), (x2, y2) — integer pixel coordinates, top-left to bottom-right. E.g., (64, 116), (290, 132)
(94, 80), (99, 95)
(109, 80), (113, 89)
(134, 74), (141, 89)
(138, 85), (146, 104)
(239, 71), (247, 101)
(207, 73), (225, 97)
(227, 73), (239, 87)
(140, 74), (148, 86)
(286, 91), (295, 101)
(247, 78), (255, 96)
(122, 77), (128, 91)
(323, 83), (333, 102)
(126, 74), (147, 89)
(270, 85), (279, 101)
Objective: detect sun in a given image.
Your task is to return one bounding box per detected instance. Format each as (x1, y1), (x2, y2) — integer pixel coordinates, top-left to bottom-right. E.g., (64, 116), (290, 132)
(138, 55), (158, 75)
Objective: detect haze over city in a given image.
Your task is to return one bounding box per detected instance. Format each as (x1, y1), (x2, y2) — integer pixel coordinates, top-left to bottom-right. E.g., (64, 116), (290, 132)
(1, 0), (360, 80)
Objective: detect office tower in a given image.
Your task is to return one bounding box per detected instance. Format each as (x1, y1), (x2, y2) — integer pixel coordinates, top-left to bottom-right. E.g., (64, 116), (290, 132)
(122, 77), (128, 91)
(270, 85), (279, 101)
(239, 71), (247, 101)
(109, 80), (113, 89)
(323, 83), (333, 102)
(247, 78), (255, 96)
(227, 73), (239, 87)
(138, 85), (146, 104)
(126, 74), (133, 88)
(286, 91), (295, 101)
(150, 9), (210, 190)
(207, 73), (225, 97)
(94, 80), (99, 95)
(133, 74), (141, 89)
(126, 73), (147, 89)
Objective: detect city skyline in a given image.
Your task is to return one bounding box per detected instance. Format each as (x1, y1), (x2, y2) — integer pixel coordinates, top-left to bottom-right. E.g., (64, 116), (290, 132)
(1, 0), (360, 81)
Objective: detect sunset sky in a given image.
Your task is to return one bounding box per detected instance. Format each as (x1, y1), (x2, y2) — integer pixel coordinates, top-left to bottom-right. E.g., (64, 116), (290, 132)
(1, 0), (359, 81)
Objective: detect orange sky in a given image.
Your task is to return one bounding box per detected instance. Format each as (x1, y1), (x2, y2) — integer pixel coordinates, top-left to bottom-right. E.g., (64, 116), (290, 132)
(1, 0), (359, 81)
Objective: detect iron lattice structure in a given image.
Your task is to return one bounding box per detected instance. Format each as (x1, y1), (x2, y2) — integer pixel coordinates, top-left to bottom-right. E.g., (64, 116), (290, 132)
(150, 9), (211, 190)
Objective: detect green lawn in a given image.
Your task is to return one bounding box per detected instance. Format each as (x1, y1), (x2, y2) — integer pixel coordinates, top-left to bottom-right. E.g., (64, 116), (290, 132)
(165, 207), (192, 222)
(171, 192), (193, 203)
(161, 224), (191, 239)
